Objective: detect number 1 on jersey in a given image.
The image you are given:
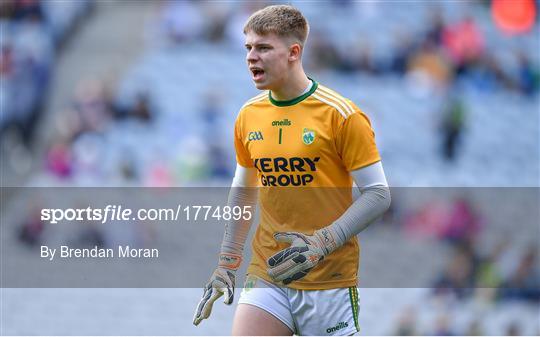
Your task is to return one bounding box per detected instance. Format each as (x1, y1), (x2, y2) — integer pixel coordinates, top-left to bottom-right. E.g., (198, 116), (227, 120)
(278, 128), (283, 144)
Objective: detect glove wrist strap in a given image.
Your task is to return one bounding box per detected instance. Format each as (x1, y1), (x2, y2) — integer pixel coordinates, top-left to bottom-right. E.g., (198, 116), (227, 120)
(314, 228), (342, 255)
(218, 253), (242, 270)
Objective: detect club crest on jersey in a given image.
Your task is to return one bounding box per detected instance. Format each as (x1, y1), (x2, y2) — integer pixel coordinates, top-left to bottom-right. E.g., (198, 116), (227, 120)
(302, 128), (316, 145)
(248, 131), (264, 142)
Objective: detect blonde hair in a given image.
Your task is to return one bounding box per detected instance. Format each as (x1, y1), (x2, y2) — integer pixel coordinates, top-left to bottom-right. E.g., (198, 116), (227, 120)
(243, 5), (309, 46)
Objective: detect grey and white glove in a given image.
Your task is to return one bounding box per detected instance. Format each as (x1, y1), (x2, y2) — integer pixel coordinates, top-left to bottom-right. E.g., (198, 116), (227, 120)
(193, 253), (241, 326)
(267, 227), (343, 285)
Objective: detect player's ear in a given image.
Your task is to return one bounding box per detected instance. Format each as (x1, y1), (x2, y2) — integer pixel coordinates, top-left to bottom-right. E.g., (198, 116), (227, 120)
(289, 43), (302, 62)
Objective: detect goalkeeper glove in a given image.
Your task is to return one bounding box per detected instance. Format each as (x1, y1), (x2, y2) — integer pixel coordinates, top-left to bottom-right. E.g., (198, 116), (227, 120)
(267, 227), (342, 285)
(193, 253), (241, 326)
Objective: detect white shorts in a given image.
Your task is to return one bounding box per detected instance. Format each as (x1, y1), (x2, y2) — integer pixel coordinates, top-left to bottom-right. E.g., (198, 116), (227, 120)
(238, 275), (360, 336)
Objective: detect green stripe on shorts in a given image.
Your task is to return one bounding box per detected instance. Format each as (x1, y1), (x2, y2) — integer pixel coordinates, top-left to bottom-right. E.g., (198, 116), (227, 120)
(348, 287), (360, 332)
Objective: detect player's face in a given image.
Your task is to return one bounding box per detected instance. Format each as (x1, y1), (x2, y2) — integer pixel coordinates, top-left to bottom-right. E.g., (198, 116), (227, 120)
(245, 31), (291, 90)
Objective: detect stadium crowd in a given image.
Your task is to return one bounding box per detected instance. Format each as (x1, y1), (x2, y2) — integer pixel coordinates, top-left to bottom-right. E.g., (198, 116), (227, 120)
(154, 1), (538, 98)
(0, 0), (93, 147)
(3, 1), (539, 186)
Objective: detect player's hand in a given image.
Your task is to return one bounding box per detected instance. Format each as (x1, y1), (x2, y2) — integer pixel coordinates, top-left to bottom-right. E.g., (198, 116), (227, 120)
(193, 253), (241, 326)
(267, 228), (340, 285)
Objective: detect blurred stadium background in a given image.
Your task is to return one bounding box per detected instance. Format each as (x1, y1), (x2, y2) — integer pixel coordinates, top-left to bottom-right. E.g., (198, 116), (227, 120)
(1, 0), (539, 335)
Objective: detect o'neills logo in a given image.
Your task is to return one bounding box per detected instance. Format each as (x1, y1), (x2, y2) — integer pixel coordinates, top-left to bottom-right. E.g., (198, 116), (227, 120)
(254, 156), (320, 186)
(272, 119), (292, 127)
(326, 321), (349, 334)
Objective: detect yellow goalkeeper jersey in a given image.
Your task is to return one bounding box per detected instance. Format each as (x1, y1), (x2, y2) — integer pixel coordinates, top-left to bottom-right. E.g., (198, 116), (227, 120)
(234, 79), (381, 290)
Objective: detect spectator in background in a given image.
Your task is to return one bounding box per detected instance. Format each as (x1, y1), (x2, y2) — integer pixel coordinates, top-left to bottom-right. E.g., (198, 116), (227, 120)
(14, 10), (54, 143)
(442, 16), (485, 76)
(307, 30), (342, 71)
(467, 54), (509, 92)
(199, 2), (230, 43)
(145, 158), (174, 187)
(407, 38), (453, 96)
(12, 0), (43, 21)
(71, 131), (107, 179)
(325, 35), (383, 74)
(53, 108), (85, 142)
(113, 90), (154, 123)
(389, 31), (415, 75)
(73, 79), (113, 133)
(403, 197), (449, 238)
(475, 241), (506, 300)
(392, 307), (418, 336)
(200, 90), (223, 129)
(352, 40), (381, 75)
(501, 245), (540, 302)
(199, 90), (231, 179)
(208, 144), (232, 179)
(74, 219), (105, 249)
(425, 6), (445, 46)
(439, 91), (466, 162)
(1, 13), (53, 146)
(515, 51), (539, 97)
(1, 0), (90, 159)
(115, 150), (139, 183)
(442, 197), (480, 243)
(45, 139), (73, 179)
(433, 245), (476, 299)
(129, 92), (153, 122)
(18, 202), (45, 246)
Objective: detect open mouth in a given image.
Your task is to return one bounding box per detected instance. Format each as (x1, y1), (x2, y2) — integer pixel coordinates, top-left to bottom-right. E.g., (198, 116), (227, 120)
(250, 67), (265, 81)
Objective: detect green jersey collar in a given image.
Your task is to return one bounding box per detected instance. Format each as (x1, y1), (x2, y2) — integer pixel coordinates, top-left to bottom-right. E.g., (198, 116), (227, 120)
(269, 78), (318, 107)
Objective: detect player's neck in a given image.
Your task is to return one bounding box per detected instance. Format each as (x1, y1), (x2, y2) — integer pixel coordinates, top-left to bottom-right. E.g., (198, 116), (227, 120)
(270, 73), (311, 102)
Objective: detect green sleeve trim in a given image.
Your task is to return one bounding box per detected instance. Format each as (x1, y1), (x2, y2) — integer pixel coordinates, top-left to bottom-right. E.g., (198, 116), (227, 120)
(269, 78), (318, 107)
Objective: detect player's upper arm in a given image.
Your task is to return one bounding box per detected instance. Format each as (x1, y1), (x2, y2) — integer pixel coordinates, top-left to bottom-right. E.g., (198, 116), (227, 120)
(350, 161), (388, 189)
(231, 163), (258, 187)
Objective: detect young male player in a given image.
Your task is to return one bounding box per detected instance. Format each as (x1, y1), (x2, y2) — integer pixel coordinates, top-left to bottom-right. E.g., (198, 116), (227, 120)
(193, 5), (391, 336)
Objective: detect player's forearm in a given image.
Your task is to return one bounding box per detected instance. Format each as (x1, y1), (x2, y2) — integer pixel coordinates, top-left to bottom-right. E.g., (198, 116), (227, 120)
(326, 185), (391, 246)
(266, 185), (390, 284)
(220, 185), (258, 256)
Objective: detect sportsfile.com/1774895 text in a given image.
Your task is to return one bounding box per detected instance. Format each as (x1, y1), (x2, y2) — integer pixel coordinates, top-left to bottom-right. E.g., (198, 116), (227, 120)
(40, 205), (253, 224)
